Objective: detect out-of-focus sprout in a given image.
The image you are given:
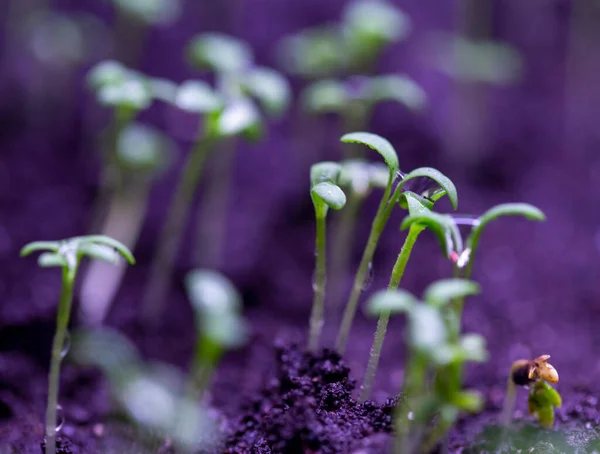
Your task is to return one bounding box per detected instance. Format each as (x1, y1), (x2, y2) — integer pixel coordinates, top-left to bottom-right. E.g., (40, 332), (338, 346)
(185, 32), (291, 268)
(79, 123), (174, 326)
(360, 169), (458, 402)
(112, 0), (182, 26)
(70, 328), (220, 452)
(185, 270), (248, 398)
(20, 236), (135, 454)
(308, 163), (347, 352)
(364, 283), (487, 453)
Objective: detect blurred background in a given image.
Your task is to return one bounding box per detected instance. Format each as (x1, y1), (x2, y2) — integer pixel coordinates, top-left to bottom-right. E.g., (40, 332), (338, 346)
(0, 0), (599, 428)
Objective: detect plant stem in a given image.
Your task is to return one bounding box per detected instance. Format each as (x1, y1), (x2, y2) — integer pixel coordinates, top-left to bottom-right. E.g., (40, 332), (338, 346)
(45, 266), (76, 454)
(328, 191), (364, 325)
(335, 172), (409, 354)
(194, 139), (236, 268)
(142, 135), (215, 324)
(359, 224), (423, 402)
(308, 208), (327, 352)
(500, 373), (517, 427)
(189, 336), (221, 401)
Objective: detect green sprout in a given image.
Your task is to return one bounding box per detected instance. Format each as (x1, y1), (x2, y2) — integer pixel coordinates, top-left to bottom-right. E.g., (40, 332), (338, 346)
(20, 236), (135, 454)
(184, 269), (248, 399)
(359, 168), (457, 401)
(335, 133), (458, 354)
(502, 355), (561, 430)
(70, 327), (219, 452)
(364, 282), (487, 453)
(308, 163), (347, 352)
(79, 123), (174, 326)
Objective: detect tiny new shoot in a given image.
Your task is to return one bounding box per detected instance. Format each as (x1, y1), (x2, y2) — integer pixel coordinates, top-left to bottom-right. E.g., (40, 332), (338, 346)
(20, 236), (134, 454)
(502, 355), (561, 429)
(364, 281), (487, 453)
(184, 269), (248, 399)
(308, 162), (347, 352)
(360, 170), (458, 401)
(70, 327), (219, 452)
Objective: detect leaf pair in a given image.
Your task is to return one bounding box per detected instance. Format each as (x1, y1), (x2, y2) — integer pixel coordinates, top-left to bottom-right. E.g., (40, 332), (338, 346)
(310, 162), (347, 214)
(88, 61), (153, 112)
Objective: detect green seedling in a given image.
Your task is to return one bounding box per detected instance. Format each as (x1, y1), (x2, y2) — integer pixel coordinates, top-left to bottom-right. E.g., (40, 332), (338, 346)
(80, 123), (174, 326)
(502, 355), (561, 429)
(280, 0), (410, 77)
(187, 32), (291, 268)
(70, 328), (219, 452)
(335, 132), (458, 354)
(364, 282), (487, 453)
(19, 236), (134, 454)
(360, 169), (458, 401)
(184, 269), (248, 398)
(308, 163), (347, 352)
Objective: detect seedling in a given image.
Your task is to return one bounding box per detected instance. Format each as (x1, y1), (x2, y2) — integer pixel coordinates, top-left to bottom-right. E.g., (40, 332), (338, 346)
(360, 168), (458, 401)
(308, 163), (347, 352)
(184, 269), (248, 398)
(70, 327), (218, 452)
(502, 355), (561, 429)
(19, 235), (135, 454)
(365, 282), (487, 453)
(335, 133), (459, 354)
(80, 123), (174, 326)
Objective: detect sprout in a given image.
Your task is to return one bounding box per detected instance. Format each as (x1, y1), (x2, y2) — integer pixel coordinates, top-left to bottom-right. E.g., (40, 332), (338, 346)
(502, 355), (562, 430)
(187, 33), (253, 74)
(70, 328), (219, 451)
(185, 269), (248, 398)
(308, 163), (346, 352)
(111, 0), (183, 25)
(20, 236), (134, 454)
(364, 283), (487, 452)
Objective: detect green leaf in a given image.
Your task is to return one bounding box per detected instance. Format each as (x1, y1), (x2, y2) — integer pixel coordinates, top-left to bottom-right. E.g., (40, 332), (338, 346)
(97, 78), (153, 111)
(84, 235), (136, 264)
(175, 80), (223, 114)
(185, 269), (242, 316)
(365, 289), (417, 317)
(476, 203), (545, 231)
(215, 98), (261, 138)
(398, 167), (458, 210)
(87, 60), (127, 90)
(244, 67), (291, 116)
(20, 241), (59, 256)
(187, 33), (252, 74)
(452, 390), (484, 413)
(112, 0), (182, 25)
(279, 27), (344, 78)
(338, 160), (371, 195)
(302, 80), (347, 113)
(370, 75), (426, 111)
(423, 279), (480, 308)
(310, 162), (342, 186)
(78, 243), (120, 264)
(311, 182), (347, 210)
(341, 132), (399, 176)
(343, 0), (411, 44)
(38, 252), (68, 268)
(201, 313), (248, 349)
(401, 211), (462, 258)
(117, 123), (172, 173)
(546, 386), (562, 408)
(401, 191), (433, 215)
(408, 305), (447, 352)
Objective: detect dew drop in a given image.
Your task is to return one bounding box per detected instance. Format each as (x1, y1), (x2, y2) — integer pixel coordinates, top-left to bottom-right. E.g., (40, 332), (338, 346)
(408, 411), (414, 421)
(312, 272), (318, 292)
(55, 404), (65, 432)
(61, 331), (71, 359)
(362, 263), (374, 291)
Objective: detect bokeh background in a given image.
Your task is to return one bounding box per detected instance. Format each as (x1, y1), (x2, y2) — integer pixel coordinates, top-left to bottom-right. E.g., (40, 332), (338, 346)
(1, 0), (599, 442)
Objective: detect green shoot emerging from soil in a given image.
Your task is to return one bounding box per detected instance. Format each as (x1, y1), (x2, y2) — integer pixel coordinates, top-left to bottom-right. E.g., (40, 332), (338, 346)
(365, 281), (487, 453)
(308, 163), (347, 352)
(503, 355), (561, 429)
(20, 236), (134, 454)
(185, 269), (248, 398)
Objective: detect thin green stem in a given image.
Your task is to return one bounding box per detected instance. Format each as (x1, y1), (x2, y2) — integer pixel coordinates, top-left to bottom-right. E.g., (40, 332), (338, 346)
(142, 135), (216, 324)
(335, 178), (394, 354)
(500, 373), (517, 427)
(188, 336), (221, 401)
(45, 266), (76, 454)
(359, 224), (424, 402)
(308, 209), (327, 352)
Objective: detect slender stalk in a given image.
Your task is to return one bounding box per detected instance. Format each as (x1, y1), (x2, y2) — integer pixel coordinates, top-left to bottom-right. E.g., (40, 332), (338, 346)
(194, 139), (236, 268)
(335, 179), (393, 353)
(189, 336), (221, 401)
(142, 135), (216, 324)
(328, 191), (363, 322)
(308, 208), (327, 352)
(45, 266), (76, 454)
(360, 224), (424, 402)
(500, 372), (517, 427)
